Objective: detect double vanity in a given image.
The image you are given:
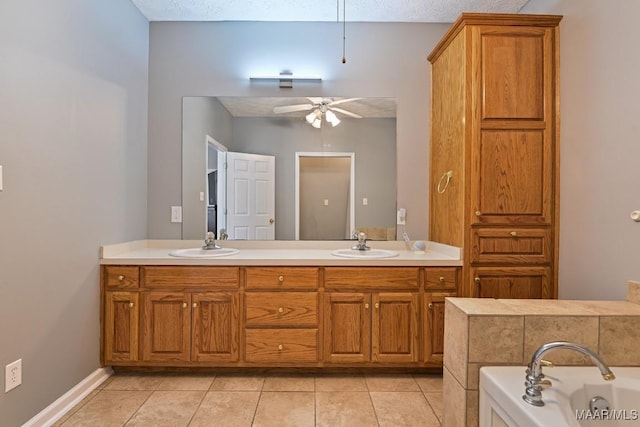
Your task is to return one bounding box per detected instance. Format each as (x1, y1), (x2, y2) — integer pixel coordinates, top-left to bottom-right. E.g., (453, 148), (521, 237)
(100, 239), (461, 369)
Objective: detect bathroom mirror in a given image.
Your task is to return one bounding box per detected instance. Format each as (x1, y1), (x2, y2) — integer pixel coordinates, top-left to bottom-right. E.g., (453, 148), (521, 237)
(182, 96), (397, 241)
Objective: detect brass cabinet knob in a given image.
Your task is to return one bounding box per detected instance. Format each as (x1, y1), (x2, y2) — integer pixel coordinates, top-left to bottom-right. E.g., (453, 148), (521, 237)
(182, 302), (187, 308)
(374, 302), (379, 309)
(439, 276), (445, 283)
(118, 275), (125, 281)
(278, 307), (284, 313)
(474, 277), (481, 285)
(428, 303), (433, 309)
(192, 302), (197, 308)
(129, 302), (134, 308)
(475, 211), (482, 216)
(278, 275), (284, 282)
(277, 344), (284, 351)
(510, 231), (517, 237)
(364, 303), (369, 309)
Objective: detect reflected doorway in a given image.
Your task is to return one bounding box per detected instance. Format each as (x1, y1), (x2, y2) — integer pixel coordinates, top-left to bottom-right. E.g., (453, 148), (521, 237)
(295, 152), (355, 240)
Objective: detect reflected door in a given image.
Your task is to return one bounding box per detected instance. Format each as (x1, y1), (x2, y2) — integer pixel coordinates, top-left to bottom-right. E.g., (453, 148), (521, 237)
(225, 152), (275, 240)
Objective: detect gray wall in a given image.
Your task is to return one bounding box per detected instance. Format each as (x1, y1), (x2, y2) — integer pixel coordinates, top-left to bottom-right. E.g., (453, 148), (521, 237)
(521, 0), (640, 300)
(148, 21), (449, 241)
(0, 0), (148, 425)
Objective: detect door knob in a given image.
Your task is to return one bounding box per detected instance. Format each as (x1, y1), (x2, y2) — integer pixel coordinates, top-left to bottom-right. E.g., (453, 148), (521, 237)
(269, 218), (275, 224)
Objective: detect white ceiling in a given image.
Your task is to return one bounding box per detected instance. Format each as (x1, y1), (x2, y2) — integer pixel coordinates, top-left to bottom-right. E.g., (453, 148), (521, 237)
(131, 0), (530, 23)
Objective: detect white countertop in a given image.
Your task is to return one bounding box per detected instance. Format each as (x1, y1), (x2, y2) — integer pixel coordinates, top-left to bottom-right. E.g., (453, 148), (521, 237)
(100, 239), (462, 266)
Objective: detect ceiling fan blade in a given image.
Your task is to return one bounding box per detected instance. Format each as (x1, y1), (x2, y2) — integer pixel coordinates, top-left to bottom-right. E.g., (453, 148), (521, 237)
(330, 107), (362, 119)
(273, 104), (314, 114)
(328, 97), (363, 107)
(307, 97), (324, 104)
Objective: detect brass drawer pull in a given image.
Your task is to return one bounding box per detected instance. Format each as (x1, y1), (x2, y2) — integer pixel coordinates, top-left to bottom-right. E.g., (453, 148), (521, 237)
(428, 303), (433, 309)
(278, 307), (284, 313)
(193, 302), (198, 308)
(277, 344), (284, 351)
(474, 277), (481, 285)
(439, 276), (445, 283)
(364, 303), (369, 309)
(510, 231), (517, 237)
(118, 275), (125, 281)
(182, 302), (187, 308)
(475, 211), (482, 217)
(129, 302), (134, 308)
(374, 302), (379, 309)
(278, 275), (284, 282)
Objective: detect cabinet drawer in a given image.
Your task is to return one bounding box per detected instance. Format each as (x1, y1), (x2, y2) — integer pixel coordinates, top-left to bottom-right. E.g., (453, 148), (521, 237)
(104, 266), (139, 289)
(424, 268), (458, 291)
(244, 329), (318, 363)
(471, 228), (552, 264)
(142, 266), (239, 289)
(245, 267), (319, 290)
(245, 292), (318, 327)
(325, 267), (419, 290)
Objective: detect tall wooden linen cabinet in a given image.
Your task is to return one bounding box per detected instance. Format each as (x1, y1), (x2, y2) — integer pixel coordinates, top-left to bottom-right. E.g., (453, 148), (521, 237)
(428, 13), (562, 299)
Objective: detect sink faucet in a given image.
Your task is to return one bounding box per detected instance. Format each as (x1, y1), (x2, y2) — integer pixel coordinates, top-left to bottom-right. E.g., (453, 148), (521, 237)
(202, 231), (221, 250)
(352, 231), (370, 251)
(522, 341), (615, 407)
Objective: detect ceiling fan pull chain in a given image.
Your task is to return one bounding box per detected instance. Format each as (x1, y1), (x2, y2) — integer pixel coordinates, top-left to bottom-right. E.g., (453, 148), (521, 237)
(342, 0), (347, 63)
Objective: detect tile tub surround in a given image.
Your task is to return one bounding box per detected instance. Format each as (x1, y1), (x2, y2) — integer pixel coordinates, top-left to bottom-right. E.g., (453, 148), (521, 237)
(442, 280), (640, 427)
(52, 371), (444, 426)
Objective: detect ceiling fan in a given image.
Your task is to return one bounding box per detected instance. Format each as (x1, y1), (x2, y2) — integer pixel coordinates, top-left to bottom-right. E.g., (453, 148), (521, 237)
(273, 97), (363, 128)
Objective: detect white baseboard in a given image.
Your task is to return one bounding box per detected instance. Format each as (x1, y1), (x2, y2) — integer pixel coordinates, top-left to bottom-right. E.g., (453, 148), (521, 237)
(23, 366), (114, 427)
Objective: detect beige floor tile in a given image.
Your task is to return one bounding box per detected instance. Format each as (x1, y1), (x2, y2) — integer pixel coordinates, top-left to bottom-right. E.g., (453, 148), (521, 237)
(262, 374), (315, 391)
(315, 374), (368, 391)
(156, 374), (215, 391)
(370, 392), (440, 427)
(52, 390), (100, 426)
(252, 391), (315, 427)
(413, 374), (443, 393)
(365, 374), (420, 391)
(124, 390), (204, 426)
(189, 391), (260, 427)
(210, 374), (264, 391)
(102, 374), (164, 391)
(59, 390), (151, 426)
(315, 391), (378, 427)
(424, 392), (443, 422)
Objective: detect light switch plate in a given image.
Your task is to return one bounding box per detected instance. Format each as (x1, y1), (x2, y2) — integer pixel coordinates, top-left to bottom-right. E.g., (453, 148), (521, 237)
(0, 165), (3, 191)
(171, 206), (182, 223)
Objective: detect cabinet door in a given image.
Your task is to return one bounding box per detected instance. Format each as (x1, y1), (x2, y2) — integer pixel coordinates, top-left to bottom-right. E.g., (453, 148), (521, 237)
(323, 293), (371, 363)
(472, 267), (552, 299)
(424, 292), (454, 364)
(372, 293), (419, 363)
(142, 292), (191, 362)
(192, 292), (239, 363)
(104, 291), (139, 363)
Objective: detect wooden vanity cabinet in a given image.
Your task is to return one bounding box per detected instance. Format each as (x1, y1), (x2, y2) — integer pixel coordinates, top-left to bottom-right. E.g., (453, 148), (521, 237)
(323, 268), (420, 364)
(103, 266), (140, 364)
(428, 13), (561, 299)
(243, 267), (320, 364)
(141, 267), (240, 364)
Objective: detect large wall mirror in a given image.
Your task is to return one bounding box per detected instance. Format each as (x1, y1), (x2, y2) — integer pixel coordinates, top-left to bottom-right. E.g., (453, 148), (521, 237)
(182, 96), (397, 241)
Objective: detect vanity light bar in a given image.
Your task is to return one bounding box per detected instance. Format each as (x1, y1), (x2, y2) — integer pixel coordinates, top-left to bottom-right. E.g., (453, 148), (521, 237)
(249, 73), (322, 88)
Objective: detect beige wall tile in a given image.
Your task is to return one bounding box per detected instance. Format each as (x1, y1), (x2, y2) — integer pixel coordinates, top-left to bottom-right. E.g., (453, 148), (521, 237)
(523, 316), (600, 365)
(443, 367), (466, 427)
(628, 281), (640, 304)
(466, 390), (479, 427)
(468, 316), (523, 363)
(444, 301), (469, 387)
(599, 316), (640, 365)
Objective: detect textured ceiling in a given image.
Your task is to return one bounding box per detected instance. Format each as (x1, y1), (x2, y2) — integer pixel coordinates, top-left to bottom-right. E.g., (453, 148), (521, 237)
(217, 97), (397, 118)
(131, 0), (530, 23)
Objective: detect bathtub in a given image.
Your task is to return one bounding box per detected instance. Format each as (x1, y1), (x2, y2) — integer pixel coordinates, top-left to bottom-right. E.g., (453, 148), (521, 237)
(479, 366), (640, 427)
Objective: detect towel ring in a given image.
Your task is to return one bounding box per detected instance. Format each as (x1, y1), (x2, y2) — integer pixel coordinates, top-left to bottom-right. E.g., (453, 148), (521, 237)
(437, 170), (453, 194)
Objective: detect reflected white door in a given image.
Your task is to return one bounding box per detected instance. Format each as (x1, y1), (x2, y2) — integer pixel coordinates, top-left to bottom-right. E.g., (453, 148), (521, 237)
(225, 152), (275, 240)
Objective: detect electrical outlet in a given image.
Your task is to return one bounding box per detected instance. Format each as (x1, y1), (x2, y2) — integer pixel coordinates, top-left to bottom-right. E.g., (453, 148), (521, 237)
(5, 359), (22, 392)
(397, 208), (406, 225)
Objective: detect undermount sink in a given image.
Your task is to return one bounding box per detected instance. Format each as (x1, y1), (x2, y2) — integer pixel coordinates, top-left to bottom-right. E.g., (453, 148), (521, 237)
(330, 248), (399, 259)
(168, 247), (240, 258)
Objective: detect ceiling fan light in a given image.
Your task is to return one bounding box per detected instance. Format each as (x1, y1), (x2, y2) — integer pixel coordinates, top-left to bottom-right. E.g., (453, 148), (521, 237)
(312, 118), (322, 128)
(305, 111), (316, 124)
(325, 110), (340, 127)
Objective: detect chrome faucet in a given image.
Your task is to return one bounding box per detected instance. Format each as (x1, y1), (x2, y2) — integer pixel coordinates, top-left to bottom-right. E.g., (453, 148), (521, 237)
(202, 231), (221, 250)
(352, 231), (370, 251)
(523, 341), (615, 407)
(218, 228), (228, 240)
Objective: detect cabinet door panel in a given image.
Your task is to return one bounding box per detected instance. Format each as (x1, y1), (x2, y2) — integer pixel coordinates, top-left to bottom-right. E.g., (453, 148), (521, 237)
(192, 292), (239, 362)
(372, 293), (418, 363)
(142, 292), (190, 362)
(104, 292), (139, 363)
(472, 267), (551, 299)
(323, 293), (371, 363)
(424, 293), (454, 364)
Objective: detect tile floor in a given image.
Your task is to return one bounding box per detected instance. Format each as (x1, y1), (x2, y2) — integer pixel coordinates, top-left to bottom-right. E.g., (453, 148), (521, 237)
(53, 371), (443, 426)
